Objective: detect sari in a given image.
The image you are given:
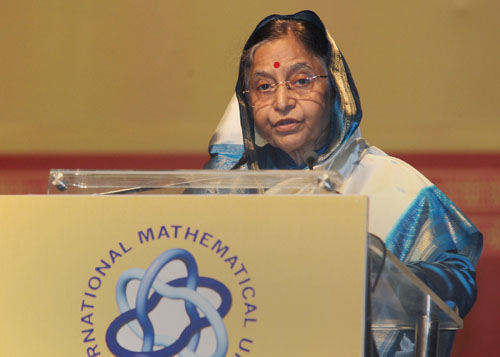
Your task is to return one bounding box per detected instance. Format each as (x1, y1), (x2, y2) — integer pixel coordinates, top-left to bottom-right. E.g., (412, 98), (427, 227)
(205, 10), (482, 355)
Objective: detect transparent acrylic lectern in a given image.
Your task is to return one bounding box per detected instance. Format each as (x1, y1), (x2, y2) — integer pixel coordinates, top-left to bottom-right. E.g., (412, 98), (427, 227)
(48, 169), (462, 356)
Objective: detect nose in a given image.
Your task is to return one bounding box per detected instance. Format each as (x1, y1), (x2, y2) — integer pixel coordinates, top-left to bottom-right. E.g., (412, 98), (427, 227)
(273, 83), (296, 113)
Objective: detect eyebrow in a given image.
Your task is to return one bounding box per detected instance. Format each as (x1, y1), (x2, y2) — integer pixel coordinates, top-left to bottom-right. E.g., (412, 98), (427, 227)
(288, 62), (314, 73)
(251, 70), (274, 80)
(251, 62), (315, 80)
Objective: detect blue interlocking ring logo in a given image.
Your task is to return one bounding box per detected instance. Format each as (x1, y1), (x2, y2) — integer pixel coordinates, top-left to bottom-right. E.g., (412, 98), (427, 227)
(105, 248), (232, 357)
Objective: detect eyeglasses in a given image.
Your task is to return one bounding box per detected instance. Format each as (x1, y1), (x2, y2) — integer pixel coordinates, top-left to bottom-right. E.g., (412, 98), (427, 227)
(243, 74), (328, 107)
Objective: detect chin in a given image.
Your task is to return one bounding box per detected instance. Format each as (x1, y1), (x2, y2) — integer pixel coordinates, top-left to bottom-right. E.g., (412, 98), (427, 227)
(274, 139), (307, 155)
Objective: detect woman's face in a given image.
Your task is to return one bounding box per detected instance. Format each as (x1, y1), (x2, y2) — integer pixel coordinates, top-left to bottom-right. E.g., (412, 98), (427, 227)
(247, 35), (331, 162)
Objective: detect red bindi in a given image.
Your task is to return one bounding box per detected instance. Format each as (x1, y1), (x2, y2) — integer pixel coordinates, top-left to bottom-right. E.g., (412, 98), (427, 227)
(273, 61), (280, 68)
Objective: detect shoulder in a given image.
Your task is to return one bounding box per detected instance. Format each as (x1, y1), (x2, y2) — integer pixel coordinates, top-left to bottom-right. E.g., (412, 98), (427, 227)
(341, 146), (433, 239)
(349, 146), (432, 192)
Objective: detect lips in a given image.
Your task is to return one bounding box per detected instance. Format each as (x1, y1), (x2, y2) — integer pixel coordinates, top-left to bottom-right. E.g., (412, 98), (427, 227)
(275, 118), (297, 126)
(273, 118), (302, 133)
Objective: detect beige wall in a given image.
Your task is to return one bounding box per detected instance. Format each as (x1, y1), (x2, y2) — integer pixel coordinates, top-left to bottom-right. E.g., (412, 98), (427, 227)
(1, 0), (498, 154)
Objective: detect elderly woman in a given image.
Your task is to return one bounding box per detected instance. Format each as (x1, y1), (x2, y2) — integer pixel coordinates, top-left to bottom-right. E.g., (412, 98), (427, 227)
(205, 10), (482, 356)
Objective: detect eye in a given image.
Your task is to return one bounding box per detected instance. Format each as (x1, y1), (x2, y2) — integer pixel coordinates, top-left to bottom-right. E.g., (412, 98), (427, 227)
(256, 83), (272, 92)
(292, 75), (312, 87)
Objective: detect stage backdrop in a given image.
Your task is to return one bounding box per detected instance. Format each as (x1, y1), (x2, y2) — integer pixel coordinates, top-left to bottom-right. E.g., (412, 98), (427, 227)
(0, 1), (499, 154)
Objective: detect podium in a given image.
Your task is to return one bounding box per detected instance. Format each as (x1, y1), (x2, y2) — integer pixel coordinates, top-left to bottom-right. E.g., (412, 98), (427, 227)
(0, 170), (462, 356)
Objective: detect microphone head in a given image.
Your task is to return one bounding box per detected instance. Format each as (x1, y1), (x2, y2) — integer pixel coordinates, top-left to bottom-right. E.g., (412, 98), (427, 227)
(303, 151), (318, 170)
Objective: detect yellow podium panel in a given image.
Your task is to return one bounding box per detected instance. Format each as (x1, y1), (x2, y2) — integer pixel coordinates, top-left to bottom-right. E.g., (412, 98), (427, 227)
(0, 195), (367, 356)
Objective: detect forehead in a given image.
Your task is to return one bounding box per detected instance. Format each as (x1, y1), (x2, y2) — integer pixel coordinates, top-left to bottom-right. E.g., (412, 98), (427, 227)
(250, 35), (324, 73)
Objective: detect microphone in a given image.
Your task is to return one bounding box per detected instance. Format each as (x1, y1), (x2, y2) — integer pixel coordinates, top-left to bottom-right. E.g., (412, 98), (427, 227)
(303, 151), (318, 170)
(231, 150), (256, 170)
